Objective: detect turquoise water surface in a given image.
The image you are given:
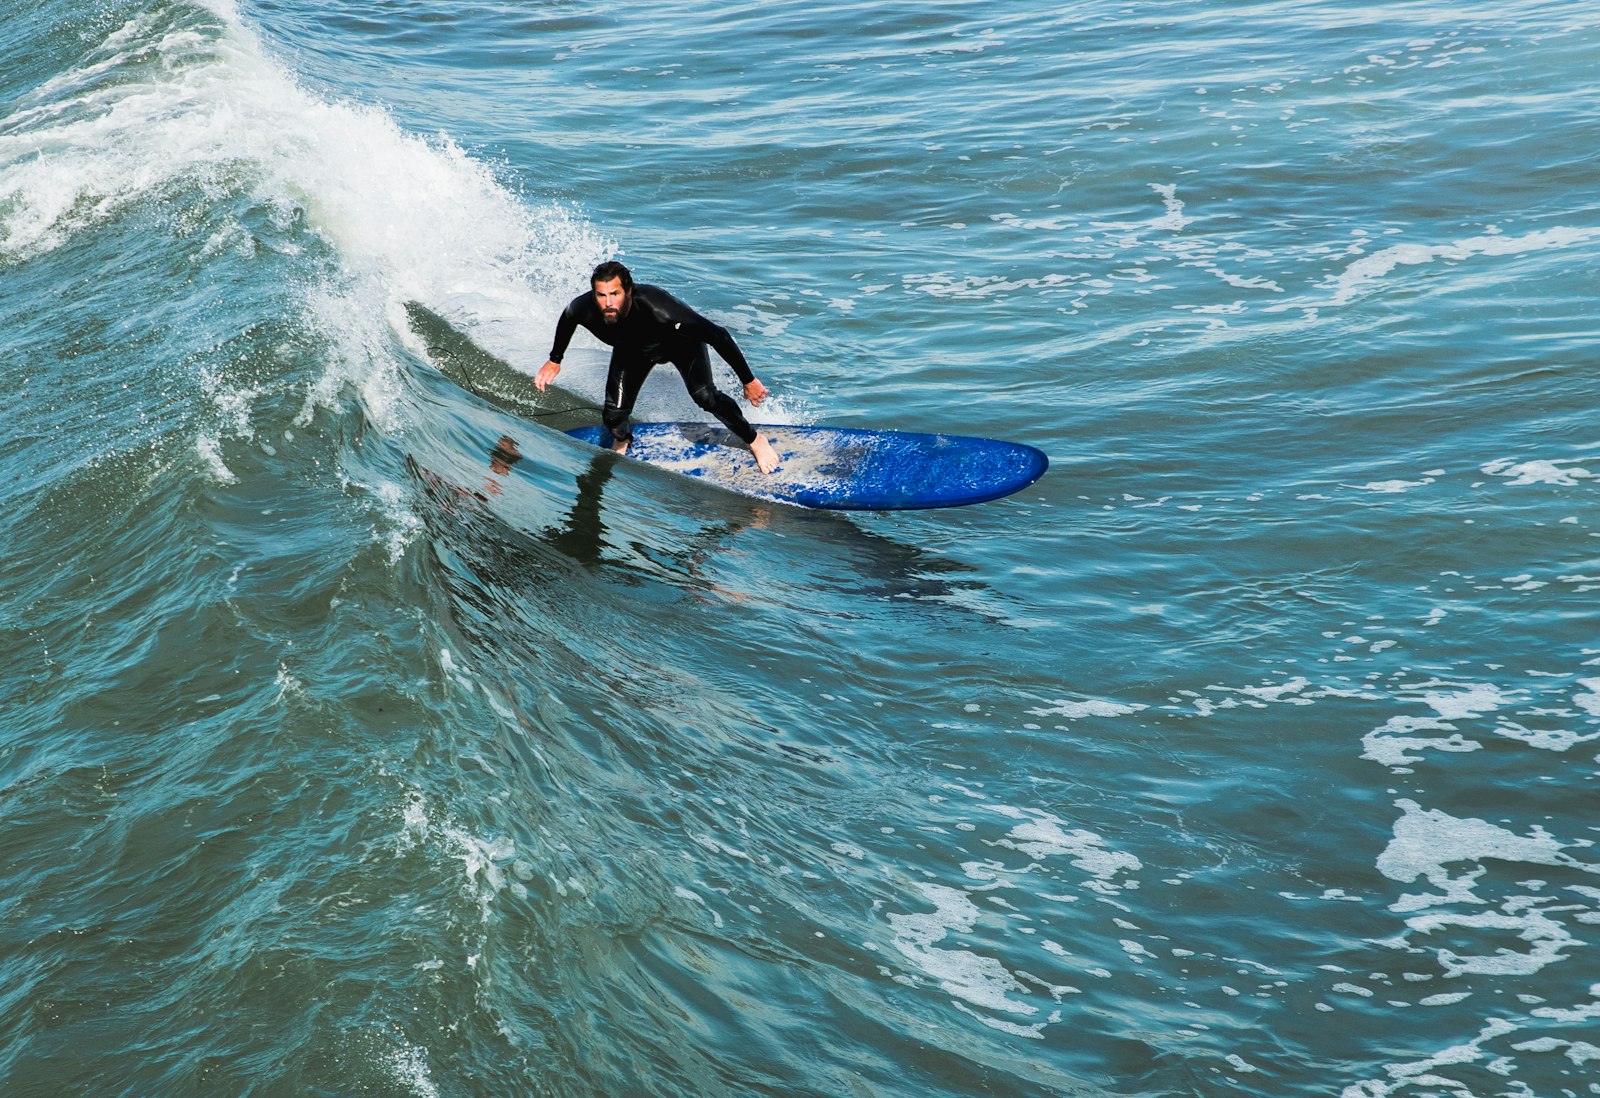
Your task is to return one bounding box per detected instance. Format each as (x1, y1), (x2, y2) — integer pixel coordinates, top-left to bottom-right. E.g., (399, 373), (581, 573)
(4, 2), (1600, 1095)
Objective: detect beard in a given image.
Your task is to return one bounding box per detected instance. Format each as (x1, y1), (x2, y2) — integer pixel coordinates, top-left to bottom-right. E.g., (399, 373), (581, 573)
(600, 291), (630, 325)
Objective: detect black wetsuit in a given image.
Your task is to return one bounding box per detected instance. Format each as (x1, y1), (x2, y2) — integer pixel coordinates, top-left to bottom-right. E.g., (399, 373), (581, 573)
(547, 284), (758, 446)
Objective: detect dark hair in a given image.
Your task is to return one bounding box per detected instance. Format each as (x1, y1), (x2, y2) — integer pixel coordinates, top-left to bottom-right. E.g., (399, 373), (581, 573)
(591, 260), (633, 290)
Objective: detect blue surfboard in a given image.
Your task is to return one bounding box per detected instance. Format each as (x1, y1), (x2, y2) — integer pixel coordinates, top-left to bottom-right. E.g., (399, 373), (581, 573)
(565, 423), (1048, 510)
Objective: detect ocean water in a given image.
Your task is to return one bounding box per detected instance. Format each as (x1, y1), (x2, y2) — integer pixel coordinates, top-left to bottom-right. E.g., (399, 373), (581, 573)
(4, 0), (1600, 1094)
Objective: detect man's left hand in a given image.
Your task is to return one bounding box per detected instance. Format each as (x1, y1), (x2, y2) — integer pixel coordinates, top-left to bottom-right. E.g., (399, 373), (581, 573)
(744, 378), (769, 406)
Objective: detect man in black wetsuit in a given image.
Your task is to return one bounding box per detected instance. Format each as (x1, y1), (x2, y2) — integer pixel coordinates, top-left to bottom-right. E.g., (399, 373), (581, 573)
(535, 261), (781, 473)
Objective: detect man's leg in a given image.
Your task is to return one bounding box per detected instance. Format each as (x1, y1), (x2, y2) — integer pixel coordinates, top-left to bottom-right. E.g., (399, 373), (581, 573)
(602, 352), (653, 453)
(673, 347), (780, 473)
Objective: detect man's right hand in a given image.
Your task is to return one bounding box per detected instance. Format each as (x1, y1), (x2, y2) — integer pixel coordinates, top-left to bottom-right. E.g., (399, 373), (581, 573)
(535, 359), (561, 392)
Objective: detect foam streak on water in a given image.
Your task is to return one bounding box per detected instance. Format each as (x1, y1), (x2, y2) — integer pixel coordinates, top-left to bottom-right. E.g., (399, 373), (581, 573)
(3, 1), (1600, 1095)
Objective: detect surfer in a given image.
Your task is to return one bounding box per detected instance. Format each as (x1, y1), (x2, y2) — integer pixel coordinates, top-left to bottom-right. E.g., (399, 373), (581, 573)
(535, 261), (781, 474)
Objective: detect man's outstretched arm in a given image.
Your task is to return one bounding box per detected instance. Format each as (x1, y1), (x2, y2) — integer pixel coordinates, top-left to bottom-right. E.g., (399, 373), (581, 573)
(536, 300), (582, 391)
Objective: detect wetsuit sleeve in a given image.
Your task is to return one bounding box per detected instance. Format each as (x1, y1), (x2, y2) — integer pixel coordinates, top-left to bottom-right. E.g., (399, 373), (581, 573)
(699, 318), (755, 386)
(643, 286), (756, 385)
(547, 296), (584, 364)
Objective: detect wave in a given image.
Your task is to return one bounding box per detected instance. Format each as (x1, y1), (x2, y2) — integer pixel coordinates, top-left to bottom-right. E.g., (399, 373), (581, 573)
(1, 0), (608, 451)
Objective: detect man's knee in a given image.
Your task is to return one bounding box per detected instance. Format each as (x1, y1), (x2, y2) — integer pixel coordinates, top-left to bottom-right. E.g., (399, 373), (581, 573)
(686, 383), (725, 412)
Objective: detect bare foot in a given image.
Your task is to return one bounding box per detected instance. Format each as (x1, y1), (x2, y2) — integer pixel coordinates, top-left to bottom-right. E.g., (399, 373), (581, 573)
(751, 434), (780, 474)
(611, 439), (630, 456)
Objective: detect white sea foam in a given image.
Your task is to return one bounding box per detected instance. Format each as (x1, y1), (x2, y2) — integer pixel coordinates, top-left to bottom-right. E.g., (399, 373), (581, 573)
(1355, 478), (1432, 494)
(1491, 721), (1600, 753)
(1149, 183), (1192, 232)
(396, 791), (520, 922)
(1407, 907), (1582, 978)
(1377, 800), (1589, 899)
(1341, 1018), (1520, 1098)
(877, 789), (1145, 1040)
(1417, 681), (1518, 721)
(1513, 1036), (1600, 1066)
(1360, 715), (1479, 769)
(384, 1037), (441, 1098)
(1360, 680), (1533, 767)
(1529, 985), (1600, 1024)
(1239, 676), (1312, 703)
(1373, 799), (1599, 1002)
(1323, 226), (1600, 307)
(989, 805), (1142, 882)
(888, 882), (1041, 1026)
(1573, 678), (1600, 716)
(194, 434), (237, 484)
(1027, 697), (1147, 721)
(1480, 457), (1598, 486)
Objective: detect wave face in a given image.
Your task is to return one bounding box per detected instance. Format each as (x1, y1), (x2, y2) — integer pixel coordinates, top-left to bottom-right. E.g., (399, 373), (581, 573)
(4, 1), (1600, 1095)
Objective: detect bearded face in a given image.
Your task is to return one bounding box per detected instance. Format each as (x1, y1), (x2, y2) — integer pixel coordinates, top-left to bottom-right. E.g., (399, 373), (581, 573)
(593, 277), (630, 324)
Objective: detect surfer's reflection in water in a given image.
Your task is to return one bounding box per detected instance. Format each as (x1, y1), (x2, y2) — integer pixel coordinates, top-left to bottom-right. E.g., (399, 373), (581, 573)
(543, 450), (618, 568)
(545, 446), (770, 595)
(451, 433), (765, 590)
(470, 435), (625, 565)
(557, 448), (1003, 615)
(414, 433), (1001, 617)
(479, 435), (522, 498)
(425, 433), (624, 568)
(413, 435), (526, 511)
